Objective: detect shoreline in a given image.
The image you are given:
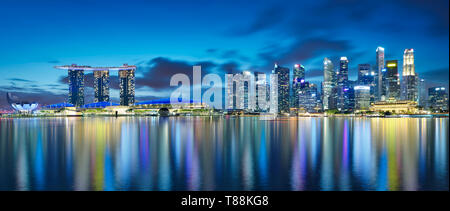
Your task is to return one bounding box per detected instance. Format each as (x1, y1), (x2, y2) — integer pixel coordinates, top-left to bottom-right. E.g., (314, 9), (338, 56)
(1, 113), (449, 119)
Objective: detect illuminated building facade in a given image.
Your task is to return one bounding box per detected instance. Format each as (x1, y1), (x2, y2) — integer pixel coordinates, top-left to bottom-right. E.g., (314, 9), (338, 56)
(354, 85), (371, 110)
(254, 71), (268, 111)
(337, 57), (350, 111)
(67, 66), (85, 106)
(292, 64), (305, 108)
(428, 87), (449, 112)
(56, 64), (136, 107)
(386, 60), (400, 100)
(299, 82), (320, 113)
(273, 64), (290, 113)
(376, 47), (385, 100)
(322, 58), (336, 110)
(401, 49), (418, 102)
(119, 67), (136, 106)
(94, 70), (110, 103)
(418, 78), (427, 107)
(358, 64), (376, 103)
(370, 100), (418, 114)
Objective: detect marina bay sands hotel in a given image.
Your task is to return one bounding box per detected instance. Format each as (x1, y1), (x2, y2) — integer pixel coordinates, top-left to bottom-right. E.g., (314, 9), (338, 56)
(55, 64), (136, 107)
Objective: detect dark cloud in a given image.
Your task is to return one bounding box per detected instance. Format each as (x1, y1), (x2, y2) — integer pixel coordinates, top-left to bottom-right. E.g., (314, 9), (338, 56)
(0, 89), (67, 108)
(259, 38), (352, 66)
(226, 6), (285, 36)
(137, 57), (217, 89)
(219, 61), (241, 74)
(7, 78), (36, 83)
(418, 68), (449, 85)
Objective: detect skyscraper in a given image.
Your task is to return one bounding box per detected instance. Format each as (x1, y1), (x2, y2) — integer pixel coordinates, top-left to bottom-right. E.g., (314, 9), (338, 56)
(337, 57), (350, 111)
(357, 64), (371, 84)
(376, 47), (385, 100)
(292, 64), (305, 108)
(299, 82), (319, 113)
(418, 78), (427, 107)
(322, 58), (336, 110)
(401, 49), (418, 102)
(255, 71), (269, 111)
(358, 64), (376, 103)
(119, 67), (135, 106)
(428, 87), (449, 112)
(386, 60), (400, 100)
(354, 85), (371, 110)
(94, 70), (110, 103)
(273, 64), (290, 113)
(67, 66), (85, 107)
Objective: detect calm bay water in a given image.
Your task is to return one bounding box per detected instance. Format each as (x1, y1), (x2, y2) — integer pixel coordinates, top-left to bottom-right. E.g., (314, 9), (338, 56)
(0, 116), (448, 191)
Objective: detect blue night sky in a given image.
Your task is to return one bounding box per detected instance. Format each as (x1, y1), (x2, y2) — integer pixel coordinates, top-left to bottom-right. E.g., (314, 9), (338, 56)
(0, 0), (448, 107)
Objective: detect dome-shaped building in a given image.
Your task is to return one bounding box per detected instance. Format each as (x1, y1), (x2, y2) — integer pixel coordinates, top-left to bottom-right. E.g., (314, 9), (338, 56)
(6, 92), (39, 114)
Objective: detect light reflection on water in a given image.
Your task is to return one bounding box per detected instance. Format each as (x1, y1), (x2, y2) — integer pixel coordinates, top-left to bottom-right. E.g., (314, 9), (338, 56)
(0, 117), (448, 191)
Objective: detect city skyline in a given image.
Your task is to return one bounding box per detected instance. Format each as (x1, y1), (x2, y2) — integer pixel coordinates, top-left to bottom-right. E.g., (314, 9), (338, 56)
(0, 0), (448, 108)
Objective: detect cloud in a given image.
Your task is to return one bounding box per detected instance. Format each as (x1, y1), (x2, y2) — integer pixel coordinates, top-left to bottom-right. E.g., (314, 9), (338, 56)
(7, 78), (36, 83)
(226, 6), (285, 36)
(258, 38), (352, 67)
(418, 68), (449, 85)
(0, 89), (67, 108)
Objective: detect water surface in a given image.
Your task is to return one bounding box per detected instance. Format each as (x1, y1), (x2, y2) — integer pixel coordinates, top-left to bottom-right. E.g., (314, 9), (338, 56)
(0, 117), (448, 191)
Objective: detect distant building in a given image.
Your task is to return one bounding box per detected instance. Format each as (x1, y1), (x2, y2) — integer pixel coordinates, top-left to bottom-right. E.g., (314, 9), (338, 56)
(119, 67), (136, 106)
(292, 64), (305, 108)
(322, 58), (336, 110)
(67, 65), (85, 106)
(358, 64), (376, 103)
(357, 64), (371, 84)
(299, 83), (320, 113)
(225, 71), (255, 111)
(337, 57), (350, 111)
(370, 100), (418, 114)
(428, 87), (449, 112)
(94, 70), (110, 103)
(273, 64), (290, 113)
(386, 60), (400, 100)
(254, 71), (268, 111)
(6, 92), (39, 114)
(401, 49), (418, 102)
(354, 85), (371, 110)
(418, 78), (427, 107)
(55, 64), (136, 107)
(376, 47), (385, 100)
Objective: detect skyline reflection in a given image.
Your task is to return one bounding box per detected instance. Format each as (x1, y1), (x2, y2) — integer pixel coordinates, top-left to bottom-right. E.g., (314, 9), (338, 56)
(0, 117), (448, 191)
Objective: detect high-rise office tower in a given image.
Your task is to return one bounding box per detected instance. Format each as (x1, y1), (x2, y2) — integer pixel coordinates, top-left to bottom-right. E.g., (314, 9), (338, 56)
(67, 66), (85, 107)
(322, 58), (336, 110)
(254, 71), (268, 111)
(299, 82), (319, 113)
(337, 57), (349, 111)
(273, 63), (290, 113)
(354, 85), (371, 110)
(418, 78), (427, 107)
(401, 49), (418, 102)
(119, 67), (135, 106)
(358, 64), (376, 103)
(428, 87), (449, 112)
(357, 64), (371, 84)
(292, 64), (305, 108)
(242, 71), (256, 111)
(93, 70), (110, 103)
(376, 47), (385, 100)
(386, 60), (400, 100)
